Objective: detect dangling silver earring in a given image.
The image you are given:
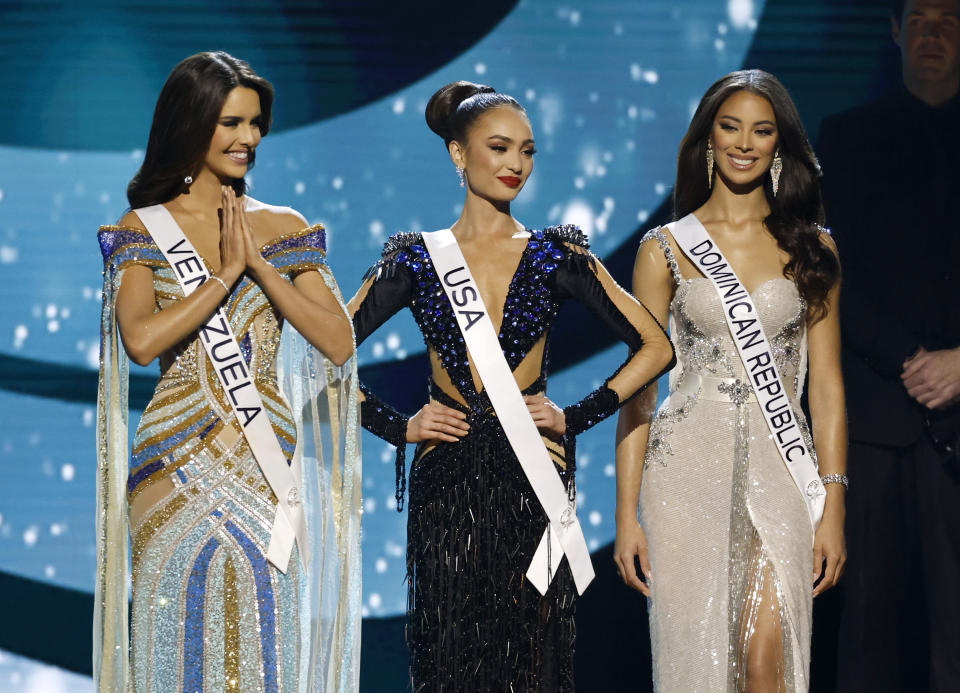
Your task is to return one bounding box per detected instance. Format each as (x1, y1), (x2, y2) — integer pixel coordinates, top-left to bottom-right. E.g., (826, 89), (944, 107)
(770, 151), (782, 197)
(456, 166), (465, 187)
(706, 141), (714, 189)
(184, 175), (193, 185)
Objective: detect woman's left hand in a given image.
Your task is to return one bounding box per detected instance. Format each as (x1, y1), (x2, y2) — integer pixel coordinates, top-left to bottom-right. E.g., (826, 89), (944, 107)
(812, 501), (846, 596)
(222, 187), (269, 276)
(524, 395), (566, 438)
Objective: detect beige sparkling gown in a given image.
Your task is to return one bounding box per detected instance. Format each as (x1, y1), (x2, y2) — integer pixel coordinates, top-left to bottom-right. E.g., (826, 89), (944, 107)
(639, 227), (814, 692)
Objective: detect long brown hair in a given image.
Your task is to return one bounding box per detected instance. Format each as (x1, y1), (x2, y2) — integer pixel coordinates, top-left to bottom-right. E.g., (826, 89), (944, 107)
(674, 69), (839, 321)
(127, 51), (274, 209)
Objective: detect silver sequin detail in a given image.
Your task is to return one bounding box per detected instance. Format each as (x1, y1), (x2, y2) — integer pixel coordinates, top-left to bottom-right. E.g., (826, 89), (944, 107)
(639, 234), (813, 692)
(644, 388), (700, 469)
(718, 379), (753, 407)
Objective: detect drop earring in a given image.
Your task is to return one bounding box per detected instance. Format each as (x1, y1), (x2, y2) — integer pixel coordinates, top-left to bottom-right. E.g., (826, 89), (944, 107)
(770, 151), (782, 197)
(456, 166), (465, 187)
(706, 142), (714, 189)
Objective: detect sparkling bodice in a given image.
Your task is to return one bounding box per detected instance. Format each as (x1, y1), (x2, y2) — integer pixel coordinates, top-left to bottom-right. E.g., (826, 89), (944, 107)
(358, 226), (593, 412)
(150, 264), (285, 394)
(98, 225), (327, 391)
(96, 224), (329, 492)
(673, 277), (806, 395)
(645, 227), (807, 397)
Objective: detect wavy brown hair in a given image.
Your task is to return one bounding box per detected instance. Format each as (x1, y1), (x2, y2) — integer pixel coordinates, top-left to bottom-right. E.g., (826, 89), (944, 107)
(127, 52), (274, 209)
(674, 69), (839, 322)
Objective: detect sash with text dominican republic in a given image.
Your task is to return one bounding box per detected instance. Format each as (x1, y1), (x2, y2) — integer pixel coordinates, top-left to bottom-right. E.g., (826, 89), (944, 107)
(669, 213), (824, 532)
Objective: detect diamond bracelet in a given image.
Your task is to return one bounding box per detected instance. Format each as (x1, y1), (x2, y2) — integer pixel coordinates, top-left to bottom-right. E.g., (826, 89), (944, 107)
(820, 473), (849, 490)
(206, 275), (230, 293)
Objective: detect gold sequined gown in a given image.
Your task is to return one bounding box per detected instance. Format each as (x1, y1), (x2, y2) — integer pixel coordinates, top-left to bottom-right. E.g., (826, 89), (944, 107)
(95, 222), (362, 693)
(639, 228), (814, 692)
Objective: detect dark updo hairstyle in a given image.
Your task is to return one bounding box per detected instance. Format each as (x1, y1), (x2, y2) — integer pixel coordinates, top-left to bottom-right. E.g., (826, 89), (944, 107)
(127, 51), (274, 209)
(425, 80), (525, 147)
(674, 69), (839, 321)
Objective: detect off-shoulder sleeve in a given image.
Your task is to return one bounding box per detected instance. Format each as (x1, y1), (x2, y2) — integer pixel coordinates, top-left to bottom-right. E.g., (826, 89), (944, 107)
(97, 225), (166, 283)
(261, 224), (328, 278)
(544, 226), (675, 436)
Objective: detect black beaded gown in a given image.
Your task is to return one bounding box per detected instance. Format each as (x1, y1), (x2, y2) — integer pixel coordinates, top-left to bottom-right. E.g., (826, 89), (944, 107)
(352, 226), (674, 692)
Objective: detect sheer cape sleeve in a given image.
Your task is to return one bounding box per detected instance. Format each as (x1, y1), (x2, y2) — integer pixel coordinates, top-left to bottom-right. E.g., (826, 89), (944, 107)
(94, 226), (162, 691)
(275, 229), (363, 692)
(94, 224), (363, 692)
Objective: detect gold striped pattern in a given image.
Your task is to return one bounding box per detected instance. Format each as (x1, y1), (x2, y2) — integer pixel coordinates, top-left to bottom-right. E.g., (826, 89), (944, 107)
(223, 557), (240, 689)
(131, 492), (189, 568)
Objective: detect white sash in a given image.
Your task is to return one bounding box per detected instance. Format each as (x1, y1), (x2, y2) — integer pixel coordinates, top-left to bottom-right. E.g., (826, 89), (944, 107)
(135, 204), (307, 572)
(669, 213), (824, 531)
(421, 229), (595, 595)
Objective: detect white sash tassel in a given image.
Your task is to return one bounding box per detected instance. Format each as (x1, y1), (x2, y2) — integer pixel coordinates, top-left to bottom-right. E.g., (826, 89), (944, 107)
(421, 229), (595, 595)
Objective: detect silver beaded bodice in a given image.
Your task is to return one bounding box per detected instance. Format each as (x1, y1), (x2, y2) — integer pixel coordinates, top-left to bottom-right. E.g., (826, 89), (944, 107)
(672, 277), (806, 394)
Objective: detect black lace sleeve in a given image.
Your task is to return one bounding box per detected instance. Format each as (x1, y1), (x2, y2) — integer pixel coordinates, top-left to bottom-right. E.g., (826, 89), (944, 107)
(546, 229), (675, 436)
(353, 233), (422, 509)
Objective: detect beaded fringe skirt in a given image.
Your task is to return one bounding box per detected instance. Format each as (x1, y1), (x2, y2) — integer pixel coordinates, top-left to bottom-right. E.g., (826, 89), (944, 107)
(406, 415), (577, 692)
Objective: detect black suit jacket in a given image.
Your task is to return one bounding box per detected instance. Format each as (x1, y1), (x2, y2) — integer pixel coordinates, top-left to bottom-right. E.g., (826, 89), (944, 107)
(818, 90), (960, 447)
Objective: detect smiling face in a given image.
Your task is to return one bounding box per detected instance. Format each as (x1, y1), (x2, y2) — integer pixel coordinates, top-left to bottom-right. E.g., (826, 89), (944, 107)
(450, 105), (535, 203)
(709, 89), (779, 189)
(893, 0), (960, 89)
(202, 86), (263, 182)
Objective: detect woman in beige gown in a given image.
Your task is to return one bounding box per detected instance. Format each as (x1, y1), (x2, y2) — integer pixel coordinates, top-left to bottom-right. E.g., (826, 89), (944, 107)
(614, 70), (847, 692)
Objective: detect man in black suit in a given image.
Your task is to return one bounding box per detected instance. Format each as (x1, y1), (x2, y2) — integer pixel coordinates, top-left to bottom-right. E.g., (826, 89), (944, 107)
(817, 1), (960, 690)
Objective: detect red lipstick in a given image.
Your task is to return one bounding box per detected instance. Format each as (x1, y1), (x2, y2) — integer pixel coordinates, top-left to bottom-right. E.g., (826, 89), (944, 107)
(498, 176), (521, 188)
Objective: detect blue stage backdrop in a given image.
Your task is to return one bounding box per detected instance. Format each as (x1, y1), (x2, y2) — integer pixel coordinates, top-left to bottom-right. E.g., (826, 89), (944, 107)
(0, 0), (899, 689)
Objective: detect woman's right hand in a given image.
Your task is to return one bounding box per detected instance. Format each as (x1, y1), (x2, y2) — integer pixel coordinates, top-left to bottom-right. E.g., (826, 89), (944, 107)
(614, 521), (653, 596)
(406, 401), (470, 443)
(218, 186), (247, 285)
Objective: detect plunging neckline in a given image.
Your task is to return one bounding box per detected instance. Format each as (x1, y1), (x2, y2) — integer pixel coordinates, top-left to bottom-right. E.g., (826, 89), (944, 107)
(436, 230), (540, 400)
(455, 231), (533, 338)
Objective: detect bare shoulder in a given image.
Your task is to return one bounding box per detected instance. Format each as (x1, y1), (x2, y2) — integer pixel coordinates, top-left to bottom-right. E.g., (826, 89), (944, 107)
(244, 196), (313, 243)
(636, 226), (676, 269)
(562, 241), (592, 257)
(115, 210), (148, 232)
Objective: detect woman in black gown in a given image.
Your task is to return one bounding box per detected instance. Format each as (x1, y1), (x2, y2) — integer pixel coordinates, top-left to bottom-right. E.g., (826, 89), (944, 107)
(348, 81), (675, 691)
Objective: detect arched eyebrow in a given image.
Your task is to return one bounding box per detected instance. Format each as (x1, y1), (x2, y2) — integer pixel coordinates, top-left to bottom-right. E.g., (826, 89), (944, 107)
(219, 113), (263, 122)
(487, 134), (536, 145)
(906, 9), (960, 20)
(718, 114), (776, 128)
